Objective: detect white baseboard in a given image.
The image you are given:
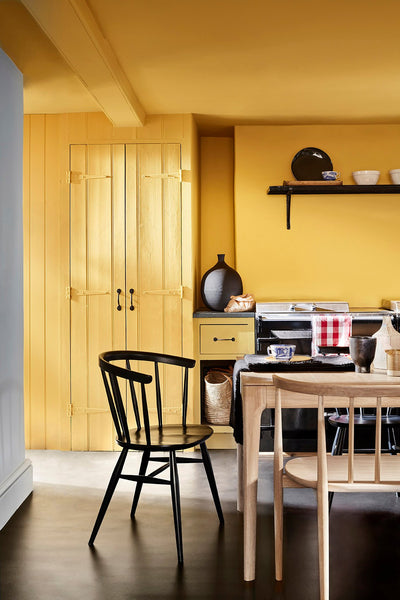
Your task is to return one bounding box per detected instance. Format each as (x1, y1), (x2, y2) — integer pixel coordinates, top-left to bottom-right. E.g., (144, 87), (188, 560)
(0, 458), (33, 530)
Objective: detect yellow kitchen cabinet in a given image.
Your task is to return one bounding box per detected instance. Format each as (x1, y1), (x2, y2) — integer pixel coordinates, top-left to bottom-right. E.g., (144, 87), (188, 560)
(193, 312), (255, 448)
(23, 113), (199, 450)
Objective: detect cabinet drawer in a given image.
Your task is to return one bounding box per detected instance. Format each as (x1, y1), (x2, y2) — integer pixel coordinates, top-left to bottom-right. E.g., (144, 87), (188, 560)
(200, 323), (254, 355)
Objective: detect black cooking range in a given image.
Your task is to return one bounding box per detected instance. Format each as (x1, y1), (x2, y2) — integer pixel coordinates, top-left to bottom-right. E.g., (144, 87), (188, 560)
(256, 301), (398, 355)
(253, 301), (400, 451)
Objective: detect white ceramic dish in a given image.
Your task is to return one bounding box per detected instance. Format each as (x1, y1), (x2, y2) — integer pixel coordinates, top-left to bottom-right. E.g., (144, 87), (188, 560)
(352, 170), (380, 185)
(389, 169), (400, 184)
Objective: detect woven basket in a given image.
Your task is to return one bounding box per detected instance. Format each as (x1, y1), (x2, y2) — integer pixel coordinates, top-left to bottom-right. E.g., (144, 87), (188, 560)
(204, 371), (232, 425)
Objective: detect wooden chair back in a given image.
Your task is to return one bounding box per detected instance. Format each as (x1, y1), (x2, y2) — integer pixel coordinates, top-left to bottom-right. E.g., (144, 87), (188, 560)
(273, 373), (400, 488)
(272, 373), (400, 598)
(99, 350), (195, 445)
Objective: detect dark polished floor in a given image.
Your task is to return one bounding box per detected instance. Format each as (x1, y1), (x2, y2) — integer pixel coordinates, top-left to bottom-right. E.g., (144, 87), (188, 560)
(0, 449), (399, 600)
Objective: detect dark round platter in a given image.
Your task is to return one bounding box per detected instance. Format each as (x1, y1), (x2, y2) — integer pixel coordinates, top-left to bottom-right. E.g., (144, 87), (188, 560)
(291, 147), (333, 180)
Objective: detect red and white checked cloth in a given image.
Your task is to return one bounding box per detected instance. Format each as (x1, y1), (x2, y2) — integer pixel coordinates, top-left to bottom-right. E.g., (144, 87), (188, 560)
(311, 314), (352, 356)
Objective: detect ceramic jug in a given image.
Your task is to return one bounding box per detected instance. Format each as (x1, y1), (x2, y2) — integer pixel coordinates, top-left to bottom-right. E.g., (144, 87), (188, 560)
(371, 315), (400, 372)
(200, 254), (243, 311)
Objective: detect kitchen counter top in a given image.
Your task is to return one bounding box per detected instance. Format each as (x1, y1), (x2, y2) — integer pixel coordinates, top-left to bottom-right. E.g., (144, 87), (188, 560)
(193, 308), (255, 318)
(194, 307), (396, 318)
(349, 307), (395, 314)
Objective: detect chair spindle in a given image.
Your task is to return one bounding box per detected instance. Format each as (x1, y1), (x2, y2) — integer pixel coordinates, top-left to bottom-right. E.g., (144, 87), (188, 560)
(154, 362), (163, 429)
(126, 359), (142, 430)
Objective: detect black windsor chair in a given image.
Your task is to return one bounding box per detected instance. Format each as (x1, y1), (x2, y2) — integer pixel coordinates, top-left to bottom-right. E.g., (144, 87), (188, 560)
(88, 350), (224, 563)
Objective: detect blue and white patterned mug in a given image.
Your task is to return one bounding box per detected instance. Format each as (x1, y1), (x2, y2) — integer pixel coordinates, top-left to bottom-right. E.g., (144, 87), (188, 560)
(267, 344), (296, 360)
(322, 170), (340, 181)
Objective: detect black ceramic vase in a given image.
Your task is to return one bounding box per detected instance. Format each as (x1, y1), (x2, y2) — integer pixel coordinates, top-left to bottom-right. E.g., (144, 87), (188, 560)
(349, 336), (377, 373)
(201, 254), (243, 311)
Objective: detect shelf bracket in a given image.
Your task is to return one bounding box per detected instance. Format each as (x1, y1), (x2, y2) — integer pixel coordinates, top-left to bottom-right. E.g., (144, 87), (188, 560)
(286, 192), (291, 230)
(268, 184), (400, 230)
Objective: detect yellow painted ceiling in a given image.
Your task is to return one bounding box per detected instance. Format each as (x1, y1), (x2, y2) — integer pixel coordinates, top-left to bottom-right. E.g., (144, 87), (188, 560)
(0, 0), (99, 113)
(1, 0), (400, 132)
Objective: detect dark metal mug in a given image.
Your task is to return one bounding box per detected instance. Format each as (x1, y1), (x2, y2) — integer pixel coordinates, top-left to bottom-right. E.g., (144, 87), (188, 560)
(349, 336), (377, 373)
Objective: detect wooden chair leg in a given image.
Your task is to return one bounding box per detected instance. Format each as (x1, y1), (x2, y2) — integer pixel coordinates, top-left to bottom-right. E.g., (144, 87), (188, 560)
(88, 447), (128, 546)
(317, 487), (330, 600)
(273, 468), (283, 581)
(130, 449), (150, 518)
(169, 450), (183, 564)
(200, 442), (224, 525)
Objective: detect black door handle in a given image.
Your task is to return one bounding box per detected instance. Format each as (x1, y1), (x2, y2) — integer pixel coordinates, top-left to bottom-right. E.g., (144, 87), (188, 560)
(116, 288), (122, 311)
(129, 288), (135, 311)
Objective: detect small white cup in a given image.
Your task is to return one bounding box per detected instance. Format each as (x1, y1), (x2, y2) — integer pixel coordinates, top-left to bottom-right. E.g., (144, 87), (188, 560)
(322, 170), (340, 181)
(267, 344), (296, 361)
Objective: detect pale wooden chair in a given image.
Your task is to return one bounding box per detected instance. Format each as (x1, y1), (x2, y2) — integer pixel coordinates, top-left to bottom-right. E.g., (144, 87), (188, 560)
(272, 373), (400, 600)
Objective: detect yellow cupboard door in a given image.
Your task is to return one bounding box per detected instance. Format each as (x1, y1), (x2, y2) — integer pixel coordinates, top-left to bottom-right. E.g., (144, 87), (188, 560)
(69, 143), (183, 450)
(125, 143), (183, 425)
(69, 144), (126, 450)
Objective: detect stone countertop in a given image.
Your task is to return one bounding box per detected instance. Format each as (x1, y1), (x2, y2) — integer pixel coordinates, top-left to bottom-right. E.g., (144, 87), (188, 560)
(193, 307), (396, 318)
(193, 308), (255, 318)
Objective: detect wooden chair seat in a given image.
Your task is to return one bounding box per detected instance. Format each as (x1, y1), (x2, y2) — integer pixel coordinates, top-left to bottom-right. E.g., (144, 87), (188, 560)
(285, 454), (400, 491)
(120, 424), (213, 450)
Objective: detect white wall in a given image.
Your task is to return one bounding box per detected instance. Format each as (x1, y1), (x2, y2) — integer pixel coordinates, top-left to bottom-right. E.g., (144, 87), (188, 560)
(0, 48), (32, 529)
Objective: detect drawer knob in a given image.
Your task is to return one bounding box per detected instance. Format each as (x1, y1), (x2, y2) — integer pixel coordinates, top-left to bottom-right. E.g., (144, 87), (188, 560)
(213, 337), (235, 342)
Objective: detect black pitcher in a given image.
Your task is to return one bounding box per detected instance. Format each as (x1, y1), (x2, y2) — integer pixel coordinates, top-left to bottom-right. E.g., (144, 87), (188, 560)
(201, 254), (243, 311)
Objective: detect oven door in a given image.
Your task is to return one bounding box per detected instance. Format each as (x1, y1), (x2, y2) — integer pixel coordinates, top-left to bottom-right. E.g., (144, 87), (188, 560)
(256, 314), (312, 355)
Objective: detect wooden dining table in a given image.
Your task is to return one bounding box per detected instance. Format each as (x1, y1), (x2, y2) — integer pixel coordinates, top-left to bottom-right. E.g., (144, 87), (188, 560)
(238, 369), (400, 582)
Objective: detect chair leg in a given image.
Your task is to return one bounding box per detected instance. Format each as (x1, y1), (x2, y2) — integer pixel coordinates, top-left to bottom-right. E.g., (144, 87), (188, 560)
(274, 456), (284, 581)
(330, 427), (341, 455)
(337, 427), (346, 455)
(329, 427), (346, 511)
(130, 449), (150, 519)
(169, 450), (183, 564)
(389, 429), (400, 498)
(317, 487), (330, 600)
(387, 427), (394, 454)
(88, 447), (128, 546)
(200, 442), (224, 525)
(388, 427), (397, 455)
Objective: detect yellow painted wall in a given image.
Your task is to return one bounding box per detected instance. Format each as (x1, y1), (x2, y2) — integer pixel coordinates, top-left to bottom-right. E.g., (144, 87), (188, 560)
(200, 137), (235, 285)
(234, 124), (400, 306)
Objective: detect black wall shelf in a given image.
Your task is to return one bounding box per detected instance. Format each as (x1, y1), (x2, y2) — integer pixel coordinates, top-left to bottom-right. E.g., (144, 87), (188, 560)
(267, 184), (400, 229)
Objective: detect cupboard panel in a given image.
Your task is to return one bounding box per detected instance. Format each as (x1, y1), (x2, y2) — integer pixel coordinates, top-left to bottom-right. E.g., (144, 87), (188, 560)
(70, 142), (183, 449)
(28, 116), (46, 448)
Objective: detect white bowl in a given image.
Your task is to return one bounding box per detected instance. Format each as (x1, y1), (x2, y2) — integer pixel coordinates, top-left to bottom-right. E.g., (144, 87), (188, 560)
(389, 169), (400, 184)
(352, 170), (380, 185)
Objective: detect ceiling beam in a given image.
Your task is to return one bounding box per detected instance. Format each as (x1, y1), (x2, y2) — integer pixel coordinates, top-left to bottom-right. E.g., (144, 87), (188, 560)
(21, 0), (145, 127)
